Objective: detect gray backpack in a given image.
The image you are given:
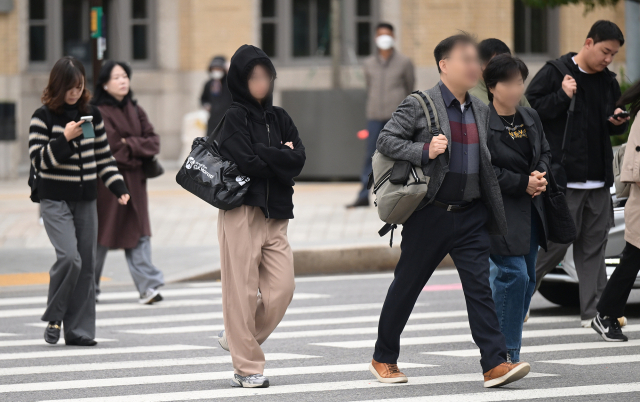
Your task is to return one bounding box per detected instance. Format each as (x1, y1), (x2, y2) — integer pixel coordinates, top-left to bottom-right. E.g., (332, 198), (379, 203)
(370, 91), (444, 245)
(613, 143), (630, 199)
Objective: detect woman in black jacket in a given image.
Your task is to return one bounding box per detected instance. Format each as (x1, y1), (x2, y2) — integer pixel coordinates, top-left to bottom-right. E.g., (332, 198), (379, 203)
(215, 45), (306, 388)
(484, 54), (551, 363)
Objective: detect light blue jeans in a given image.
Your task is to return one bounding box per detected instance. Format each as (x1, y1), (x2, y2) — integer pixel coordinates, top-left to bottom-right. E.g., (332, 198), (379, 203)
(489, 212), (539, 363)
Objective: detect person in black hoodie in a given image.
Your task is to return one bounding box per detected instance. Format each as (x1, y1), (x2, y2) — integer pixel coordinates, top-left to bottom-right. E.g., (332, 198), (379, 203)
(526, 20), (630, 326)
(214, 45), (305, 388)
(200, 55), (233, 135)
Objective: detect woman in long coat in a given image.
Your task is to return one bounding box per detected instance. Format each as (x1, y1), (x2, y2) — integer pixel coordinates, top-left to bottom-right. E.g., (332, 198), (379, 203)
(92, 60), (165, 304)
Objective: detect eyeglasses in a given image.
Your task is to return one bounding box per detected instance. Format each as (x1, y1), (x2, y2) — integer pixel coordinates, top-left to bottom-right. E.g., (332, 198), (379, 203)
(248, 74), (274, 83)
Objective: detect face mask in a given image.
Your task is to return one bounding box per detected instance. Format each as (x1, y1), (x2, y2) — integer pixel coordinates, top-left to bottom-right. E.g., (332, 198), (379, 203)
(375, 35), (395, 50)
(210, 70), (224, 80)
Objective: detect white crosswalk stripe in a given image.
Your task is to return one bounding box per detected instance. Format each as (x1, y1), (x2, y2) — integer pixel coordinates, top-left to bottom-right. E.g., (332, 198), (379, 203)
(425, 339), (640, 357)
(311, 325), (640, 348)
(38, 373), (557, 401)
(353, 382), (640, 401)
(0, 338), (115, 347)
(538, 353), (640, 365)
(1, 280), (639, 401)
(0, 344), (213, 361)
(0, 289), (327, 307)
(121, 314), (577, 335)
(0, 353), (318, 376)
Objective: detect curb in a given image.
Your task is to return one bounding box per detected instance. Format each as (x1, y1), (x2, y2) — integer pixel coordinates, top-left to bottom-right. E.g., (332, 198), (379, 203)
(171, 244), (455, 282)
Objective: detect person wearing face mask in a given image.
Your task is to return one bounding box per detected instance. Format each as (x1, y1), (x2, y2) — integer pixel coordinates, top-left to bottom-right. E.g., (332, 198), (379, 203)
(91, 61), (165, 305)
(347, 22), (415, 208)
(29, 57), (129, 346)
(484, 54), (551, 364)
(201, 56), (233, 135)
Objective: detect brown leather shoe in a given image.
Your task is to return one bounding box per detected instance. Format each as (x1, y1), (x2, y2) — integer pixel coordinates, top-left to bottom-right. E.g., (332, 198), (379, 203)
(369, 359), (408, 383)
(483, 361), (530, 388)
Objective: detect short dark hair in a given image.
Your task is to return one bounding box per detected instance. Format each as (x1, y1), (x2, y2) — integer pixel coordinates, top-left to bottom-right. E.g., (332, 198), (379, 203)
(483, 54), (529, 103)
(478, 38), (511, 64)
(376, 22), (394, 32)
(587, 20), (624, 46)
(42, 56), (91, 115)
(433, 32), (477, 73)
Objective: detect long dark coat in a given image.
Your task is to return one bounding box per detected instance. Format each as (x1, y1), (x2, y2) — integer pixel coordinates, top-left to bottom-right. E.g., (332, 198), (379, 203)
(487, 104), (551, 256)
(96, 100), (160, 249)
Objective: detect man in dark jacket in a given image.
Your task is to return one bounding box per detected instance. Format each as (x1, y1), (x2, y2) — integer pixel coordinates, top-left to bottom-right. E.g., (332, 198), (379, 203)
(369, 34), (530, 389)
(526, 20), (630, 326)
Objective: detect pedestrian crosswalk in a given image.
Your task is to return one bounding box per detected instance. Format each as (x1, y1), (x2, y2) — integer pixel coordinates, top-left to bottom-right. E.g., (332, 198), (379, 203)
(1, 275), (639, 401)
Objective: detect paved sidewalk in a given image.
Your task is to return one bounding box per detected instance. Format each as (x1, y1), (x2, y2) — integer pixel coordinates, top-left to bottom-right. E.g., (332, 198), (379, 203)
(0, 170), (397, 288)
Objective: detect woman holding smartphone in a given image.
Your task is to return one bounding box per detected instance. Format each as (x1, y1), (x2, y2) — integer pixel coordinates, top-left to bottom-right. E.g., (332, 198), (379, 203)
(215, 44), (305, 388)
(29, 56), (129, 346)
(92, 61), (165, 304)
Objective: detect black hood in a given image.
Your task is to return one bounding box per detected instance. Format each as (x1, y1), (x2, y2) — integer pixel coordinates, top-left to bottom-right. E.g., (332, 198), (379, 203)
(227, 45), (276, 120)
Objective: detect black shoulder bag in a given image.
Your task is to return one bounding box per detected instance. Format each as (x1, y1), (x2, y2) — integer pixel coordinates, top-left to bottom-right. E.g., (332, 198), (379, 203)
(543, 166), (577, 244)
(175, 114), (251, 210)
(546, 59), (577, 193)
(132, 105), (165, 179)
(28, 105), (53, 203)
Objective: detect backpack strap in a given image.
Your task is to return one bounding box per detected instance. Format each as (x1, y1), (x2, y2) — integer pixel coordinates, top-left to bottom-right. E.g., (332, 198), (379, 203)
(546, 59), (576, 163)
(409, 91), (440, 135)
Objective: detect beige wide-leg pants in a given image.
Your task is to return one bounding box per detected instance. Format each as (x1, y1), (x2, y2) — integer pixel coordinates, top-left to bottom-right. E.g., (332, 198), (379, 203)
(218, 205), (295, 376)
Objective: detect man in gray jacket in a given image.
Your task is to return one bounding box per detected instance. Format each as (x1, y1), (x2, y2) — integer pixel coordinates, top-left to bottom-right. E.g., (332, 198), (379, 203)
(348, 22), (415, 208)
(369, 33), (530, 388)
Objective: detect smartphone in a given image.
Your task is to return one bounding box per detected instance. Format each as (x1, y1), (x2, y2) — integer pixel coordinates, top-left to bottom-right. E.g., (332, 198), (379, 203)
(80, 115), (95, 138)
(609, 111), (630, 120)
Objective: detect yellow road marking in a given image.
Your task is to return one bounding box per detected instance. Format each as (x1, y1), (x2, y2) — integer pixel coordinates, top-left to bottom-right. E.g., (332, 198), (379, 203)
(0, 273), (110, 287)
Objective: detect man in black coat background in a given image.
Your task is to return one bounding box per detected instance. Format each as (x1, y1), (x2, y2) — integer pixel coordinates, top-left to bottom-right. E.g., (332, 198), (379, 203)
(526, 20), (630, 326)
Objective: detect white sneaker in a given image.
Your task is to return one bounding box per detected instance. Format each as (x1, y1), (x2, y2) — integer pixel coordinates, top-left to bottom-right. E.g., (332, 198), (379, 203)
(139, 288), (160, 305)
(524, 308), (530, 323)
(581, 318), (595, 328)
(218, 330), (229, 352)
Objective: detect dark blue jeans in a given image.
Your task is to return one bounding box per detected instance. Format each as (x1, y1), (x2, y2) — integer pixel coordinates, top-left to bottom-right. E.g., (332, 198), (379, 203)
(489, 211), (539, 363)
(357, 120), (388, 201)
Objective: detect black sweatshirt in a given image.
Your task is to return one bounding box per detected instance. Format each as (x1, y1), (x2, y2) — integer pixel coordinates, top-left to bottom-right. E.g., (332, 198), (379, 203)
(217, 45), (306, 219)
(525, 53), (628, 187)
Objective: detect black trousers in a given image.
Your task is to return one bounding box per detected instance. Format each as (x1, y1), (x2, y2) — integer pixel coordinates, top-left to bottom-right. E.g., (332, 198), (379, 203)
(597, 242), (640, 318)
(373, 201), (507, 373)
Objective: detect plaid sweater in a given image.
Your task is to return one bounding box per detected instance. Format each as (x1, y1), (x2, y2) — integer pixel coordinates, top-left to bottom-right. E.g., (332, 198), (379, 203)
(28, 105), (128, 201)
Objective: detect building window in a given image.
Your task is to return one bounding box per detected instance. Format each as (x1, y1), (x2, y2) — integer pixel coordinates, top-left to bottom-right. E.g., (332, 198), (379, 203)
(355, 0), (373, 56)
(131, 0), (150, 60)
(261, 0), (277, 57)
(28, 0), (156, 68)
(514, 0), (549, 54)
(28, 0), (47, 62)
(292, 0), (331, 57)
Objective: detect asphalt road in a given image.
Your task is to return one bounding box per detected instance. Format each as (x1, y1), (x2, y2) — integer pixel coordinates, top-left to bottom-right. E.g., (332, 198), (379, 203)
(2, 270), (640, 401)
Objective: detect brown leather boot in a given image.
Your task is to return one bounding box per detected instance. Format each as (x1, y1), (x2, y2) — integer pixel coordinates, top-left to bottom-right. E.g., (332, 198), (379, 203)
(483, 361), (530, 388)
(369, 359), (408, 383)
